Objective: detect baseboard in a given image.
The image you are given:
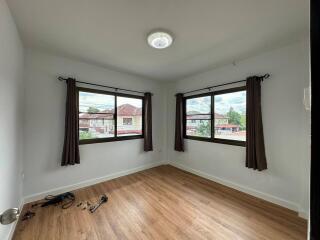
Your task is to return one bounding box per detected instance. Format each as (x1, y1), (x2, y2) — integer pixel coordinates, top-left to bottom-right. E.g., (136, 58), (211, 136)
(169, 162), (307, 218)
(298, 210), (309, 219)
(7, 198), (24, 240)
(23, 161), (165, 204)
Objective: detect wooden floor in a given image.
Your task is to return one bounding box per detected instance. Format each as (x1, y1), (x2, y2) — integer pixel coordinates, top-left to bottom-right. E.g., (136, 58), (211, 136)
(13, 165), (307, 240)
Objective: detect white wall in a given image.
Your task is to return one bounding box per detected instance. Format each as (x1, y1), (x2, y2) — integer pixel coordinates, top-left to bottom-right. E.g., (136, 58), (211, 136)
(0, 0), (25, 239)
(166, 39), (310, 217)
(23, 49), (167, 199)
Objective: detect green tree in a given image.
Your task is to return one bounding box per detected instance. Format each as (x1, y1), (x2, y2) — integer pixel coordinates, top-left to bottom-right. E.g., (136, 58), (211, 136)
(198, 121), (210, 137)
(227, 107), (241, 125)
(240, 115), (246, 130)
(79, 131), (94, 140)
(87, 106), (100, 113)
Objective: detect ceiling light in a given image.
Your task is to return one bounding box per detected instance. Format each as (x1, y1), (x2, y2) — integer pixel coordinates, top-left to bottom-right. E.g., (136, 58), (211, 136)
(147, 31), (173, 49)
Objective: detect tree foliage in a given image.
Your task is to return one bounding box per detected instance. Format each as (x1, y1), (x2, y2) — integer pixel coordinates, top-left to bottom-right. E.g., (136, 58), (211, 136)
(227, 107), (246, 130)
(87, 106), (100, 113)
(227, 107), (241, 125)
(79, 131), (94, 140)
(240, 115), (246, 130)
(198, 121), (211, 137)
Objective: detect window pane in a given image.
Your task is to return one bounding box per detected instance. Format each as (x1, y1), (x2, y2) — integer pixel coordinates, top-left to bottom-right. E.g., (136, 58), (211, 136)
(186, 120), (211, 138)
(79, 119), (115, 139)
(117, 96), (143, 136)
(186, 96), (211, 115)
(186, 95), (211, 138)
(79, 91), (115, 140)
(79, 91), (115, 113)
(214, 90), (246, 141)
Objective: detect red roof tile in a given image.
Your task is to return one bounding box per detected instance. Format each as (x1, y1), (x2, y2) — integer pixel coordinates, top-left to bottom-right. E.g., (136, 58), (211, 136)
(216, 124), (239, 128)
(215, 113), (227, 119)
(116, 104), (142, 116)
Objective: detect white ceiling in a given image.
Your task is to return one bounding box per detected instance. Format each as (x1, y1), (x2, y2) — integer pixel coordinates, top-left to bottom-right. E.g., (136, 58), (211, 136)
(7, 0), (309, 81)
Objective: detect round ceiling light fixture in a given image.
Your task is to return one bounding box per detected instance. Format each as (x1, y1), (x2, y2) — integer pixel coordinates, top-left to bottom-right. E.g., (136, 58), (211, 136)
(147, 31), (173, 49)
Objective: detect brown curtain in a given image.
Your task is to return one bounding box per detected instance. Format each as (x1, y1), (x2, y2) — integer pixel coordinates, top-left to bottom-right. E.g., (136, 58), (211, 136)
(144, 92), (153, 151)
(174, 93), (184, 151)
(61, 78), (80, 166)
(246, 76), (267, 171)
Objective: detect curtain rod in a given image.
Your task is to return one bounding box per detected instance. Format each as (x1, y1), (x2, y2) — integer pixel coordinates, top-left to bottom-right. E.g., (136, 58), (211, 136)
(58, 77), (152, 95)
(181, 74), (270, 95)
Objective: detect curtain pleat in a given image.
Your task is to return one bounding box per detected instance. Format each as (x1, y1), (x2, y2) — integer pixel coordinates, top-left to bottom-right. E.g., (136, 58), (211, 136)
(174, 93), (184, 152)
(246, 76), (267, 171)
(61, 78), (80, 166)
(143, 92), (153, 151)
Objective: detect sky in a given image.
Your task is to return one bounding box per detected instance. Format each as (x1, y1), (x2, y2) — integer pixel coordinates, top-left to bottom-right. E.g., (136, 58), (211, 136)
(186, 91), (246, 115)
(186, 96), (211, 114)
(79, 91), (142, 112)
(79, 90), (245, 115)
(215, 91), (246, 114)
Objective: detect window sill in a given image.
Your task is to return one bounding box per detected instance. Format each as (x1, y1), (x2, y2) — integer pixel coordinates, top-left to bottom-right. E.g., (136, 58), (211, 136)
(212, 138), (246, 147)
(184, 136), (245, 147)
(79, 135), (143, 145)
(184, 136), (212, 142)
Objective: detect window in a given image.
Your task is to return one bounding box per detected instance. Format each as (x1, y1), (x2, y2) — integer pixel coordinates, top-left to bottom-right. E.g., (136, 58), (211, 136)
(79, 91), (115, 140)
(78, 88), (143, 144)
(123, 118), (133, 125)
(185, 95), (211, 138)
(117, 96), (142, 137)
(214, 89), (246, 142)
(184, 87), (246, 146)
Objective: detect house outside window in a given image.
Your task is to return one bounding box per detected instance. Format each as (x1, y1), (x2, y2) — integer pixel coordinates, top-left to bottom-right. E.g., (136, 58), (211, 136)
(184, 86), (246, 146)
(78, 88), (144, 144)
(214, 88), (246, 142)
(185, 95), (211, 138)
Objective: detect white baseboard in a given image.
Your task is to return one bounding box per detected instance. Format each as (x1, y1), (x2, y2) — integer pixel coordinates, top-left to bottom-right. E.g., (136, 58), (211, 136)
(169, 162), (308, 219)
(23, 161), (165, 204)
(7, 198), (24, 240)
(298, 210), (309, 219)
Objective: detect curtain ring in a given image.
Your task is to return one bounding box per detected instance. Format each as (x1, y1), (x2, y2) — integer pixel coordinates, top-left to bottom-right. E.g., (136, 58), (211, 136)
(263, 74), (270, 79)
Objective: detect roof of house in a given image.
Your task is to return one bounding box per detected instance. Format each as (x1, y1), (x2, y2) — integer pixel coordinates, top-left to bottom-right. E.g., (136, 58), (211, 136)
(215, 113), (227, 119)
(186, 111), (227, 120)
(186, 115), (211, 120)
(116, 104), (142, 116)
(216, 124), (239, 128)
(187, 110), (206, 115)
(79, 104), (142, 119)
(79, 113), (113, 119)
